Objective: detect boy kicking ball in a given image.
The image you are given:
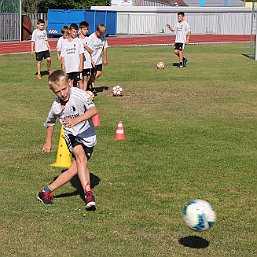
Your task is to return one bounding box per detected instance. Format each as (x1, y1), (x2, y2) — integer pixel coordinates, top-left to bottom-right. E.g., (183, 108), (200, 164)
(167, 12), (191, 68)
(37, 70), (97, 210)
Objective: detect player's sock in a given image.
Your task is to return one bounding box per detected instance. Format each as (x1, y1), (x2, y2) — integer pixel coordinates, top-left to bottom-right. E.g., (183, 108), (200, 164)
(183, 58), (186, 66)
(43, 186), (52, 193)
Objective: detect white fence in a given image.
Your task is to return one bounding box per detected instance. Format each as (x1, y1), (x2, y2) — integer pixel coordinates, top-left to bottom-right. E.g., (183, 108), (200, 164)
(93, 6), (254, 35)
(118, 12), (252, 34)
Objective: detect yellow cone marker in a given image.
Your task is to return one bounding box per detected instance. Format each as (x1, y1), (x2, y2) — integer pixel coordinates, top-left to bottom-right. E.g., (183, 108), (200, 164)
(51, 126), (72, 168)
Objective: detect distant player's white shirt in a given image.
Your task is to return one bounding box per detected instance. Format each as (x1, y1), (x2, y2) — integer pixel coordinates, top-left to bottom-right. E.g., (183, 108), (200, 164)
(44, 87), (96, 147)
(31, 29), (48, 53)
(88, 33), (108, 65)
(174, 21), (190, 44)
(56, 36), (65, 52)
(61, 38), (84, 73)
(79, 36), (92, 69)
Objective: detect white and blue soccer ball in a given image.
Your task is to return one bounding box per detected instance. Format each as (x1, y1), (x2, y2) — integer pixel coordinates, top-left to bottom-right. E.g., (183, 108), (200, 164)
(182, 199), (216, 231)
(112, 85), (123, 96)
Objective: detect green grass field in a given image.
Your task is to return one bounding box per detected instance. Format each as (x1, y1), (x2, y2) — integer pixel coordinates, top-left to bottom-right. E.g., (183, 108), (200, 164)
(0, 43), (256, 257)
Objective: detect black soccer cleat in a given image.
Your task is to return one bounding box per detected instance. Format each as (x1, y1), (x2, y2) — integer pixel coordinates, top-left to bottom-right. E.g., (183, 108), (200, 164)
(183, 58), (189, 67)
(37, 190), (54, 204)
(85, 190), (96, 209)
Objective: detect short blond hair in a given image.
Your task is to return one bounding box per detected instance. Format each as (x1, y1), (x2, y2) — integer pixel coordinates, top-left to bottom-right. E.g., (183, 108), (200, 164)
(48, 70), (68, 90)
(96, 23), (106, 33)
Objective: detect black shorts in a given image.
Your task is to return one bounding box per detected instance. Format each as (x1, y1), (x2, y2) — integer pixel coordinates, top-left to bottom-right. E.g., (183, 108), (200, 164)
(67, 72), (82, 82)
(36, 50), (50, 61)
(92, 64), (102, 72)
(64, 134), (94, 160)
(82, 68), (91, 77)
(174, 43), (184, 51)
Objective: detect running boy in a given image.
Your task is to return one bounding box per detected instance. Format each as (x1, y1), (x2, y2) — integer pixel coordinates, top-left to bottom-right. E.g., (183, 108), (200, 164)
(38, 70), (97, 209)
(56, 25), (69, 63)
(31, 19), (52, 79)
(167, 12), (191, 68)
(61, 23), (84, 87)
(79, 21), (93, 91)
(87, 24), (108, 92)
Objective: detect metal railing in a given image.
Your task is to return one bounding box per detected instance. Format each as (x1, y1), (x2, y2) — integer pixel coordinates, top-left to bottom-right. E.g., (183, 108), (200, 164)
(0, 13), (20, 41)
(0, 13), (47, 42)
(24, 13), (47, 30)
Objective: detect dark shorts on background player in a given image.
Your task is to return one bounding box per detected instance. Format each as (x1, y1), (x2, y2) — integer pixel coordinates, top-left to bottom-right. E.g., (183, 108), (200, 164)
(92, 64), (102, 73)
(174, 43), (184, 51)
(67, 72), (82, 82)
(82, 68), (91, 77)
(36, 50), (50, 61)
(64, 134), (94, 160)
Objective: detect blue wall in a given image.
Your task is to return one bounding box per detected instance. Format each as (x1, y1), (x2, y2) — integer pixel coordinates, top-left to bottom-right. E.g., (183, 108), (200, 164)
(48, 9), (117, 36)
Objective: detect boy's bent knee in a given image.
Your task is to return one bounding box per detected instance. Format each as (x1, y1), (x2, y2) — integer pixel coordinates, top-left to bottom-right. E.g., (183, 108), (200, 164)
(73, 145), (87, 164)
(96, 71), (102, 77)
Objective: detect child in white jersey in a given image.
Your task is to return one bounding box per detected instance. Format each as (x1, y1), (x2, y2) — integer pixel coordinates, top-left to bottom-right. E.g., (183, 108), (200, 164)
(167, 12), (191, 68)
(61, 23), (84, 87)
(56, 26), (69, 64)
(79, 21), (93, 91)
(31, 19), (52, 79)
(87, 24), (108, 92)
(37, 70), (97, 210)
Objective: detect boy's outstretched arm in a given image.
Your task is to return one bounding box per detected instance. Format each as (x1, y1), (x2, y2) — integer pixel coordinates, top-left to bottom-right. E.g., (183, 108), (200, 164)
(166, 24), (174, 32)
(63, 107), (97, 128)
(43, 126), (54, 152)
(84, 44), (93, 54)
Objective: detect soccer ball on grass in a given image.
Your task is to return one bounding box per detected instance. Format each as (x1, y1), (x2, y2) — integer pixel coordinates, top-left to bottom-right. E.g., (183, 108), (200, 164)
(86, 90), (95, 100)
(182, 199), (216, 231)
(112, 85), (123, 96)
(156, 61), (165, 69)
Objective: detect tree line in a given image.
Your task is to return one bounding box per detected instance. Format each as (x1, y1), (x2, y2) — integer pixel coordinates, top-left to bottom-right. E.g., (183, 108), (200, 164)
(22, 0), (111, 13)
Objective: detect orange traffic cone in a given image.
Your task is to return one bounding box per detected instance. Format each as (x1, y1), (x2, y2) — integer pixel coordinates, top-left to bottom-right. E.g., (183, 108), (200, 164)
(114, 121), (126, 140)
(51, 126), (72, 168)
(92, 113), (101, 127)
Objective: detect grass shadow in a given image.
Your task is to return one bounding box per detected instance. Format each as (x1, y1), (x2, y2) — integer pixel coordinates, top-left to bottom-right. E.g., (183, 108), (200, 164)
(178, 236), (210, 249)
(54, 170), (101, 200)
(34, 70), (49, 77)
(241, 53), (255, 60)
(95, 86), (109, 93)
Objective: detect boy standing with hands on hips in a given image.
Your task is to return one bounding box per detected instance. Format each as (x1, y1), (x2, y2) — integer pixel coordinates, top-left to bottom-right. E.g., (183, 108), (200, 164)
(167, 12), (191, 68)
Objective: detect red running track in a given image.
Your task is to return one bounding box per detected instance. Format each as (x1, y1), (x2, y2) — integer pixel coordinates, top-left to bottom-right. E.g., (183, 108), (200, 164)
(0, 34), (251, 55)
